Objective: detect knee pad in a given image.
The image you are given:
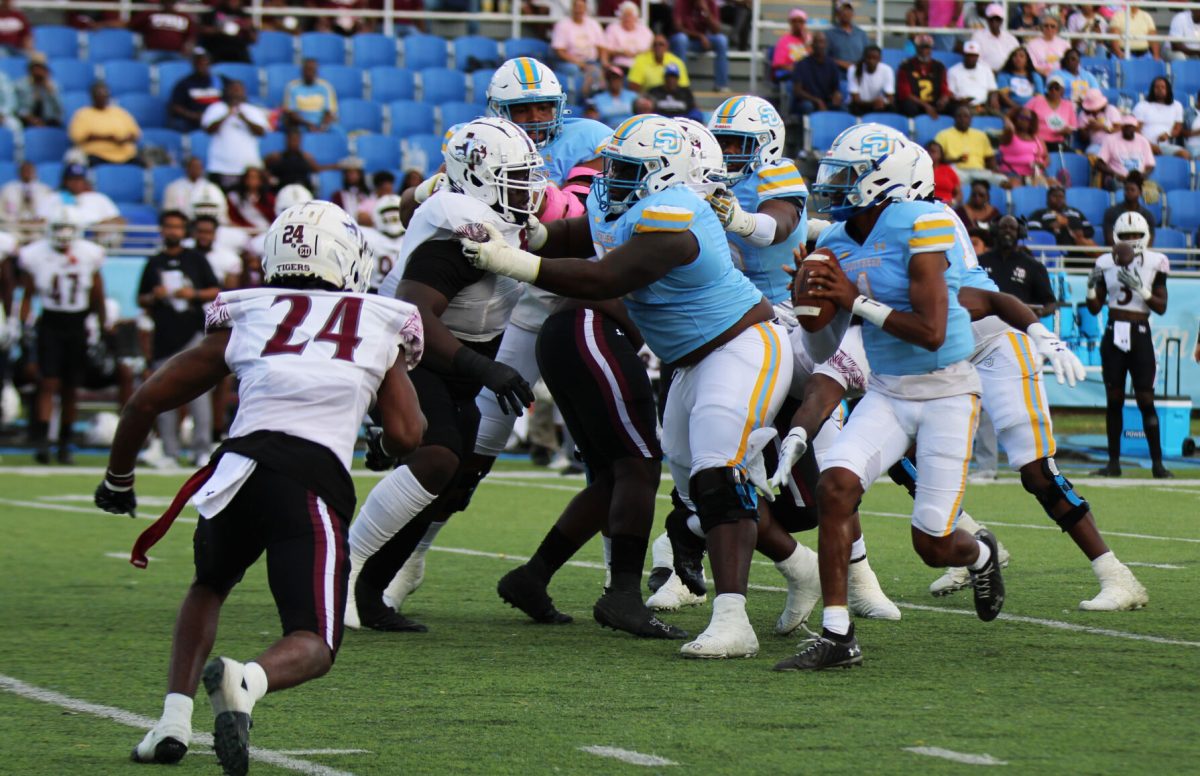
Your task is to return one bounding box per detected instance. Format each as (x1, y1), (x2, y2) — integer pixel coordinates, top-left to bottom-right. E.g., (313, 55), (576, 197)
(689, 467), (758, 533)
(887, 456), (919, 499)
(1023, 457), (1090, 532)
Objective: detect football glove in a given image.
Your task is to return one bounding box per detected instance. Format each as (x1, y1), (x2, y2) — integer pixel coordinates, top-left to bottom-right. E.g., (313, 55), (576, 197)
(1086, 264), (1102, 301)
(94, 471), (137, 518)
(459, 222), (541, 282)
(1116, 266), (1153, 301)
(524, 214), (548, 251)
(452, 346), (535, 416)
(707, 189), (757, 237)
(743, 427), (777, 502)
(364, 425), (397, 472)
(413, 172), (446, 204)
(1026, 322), (1087, 387)
(767, 428), (809, 492)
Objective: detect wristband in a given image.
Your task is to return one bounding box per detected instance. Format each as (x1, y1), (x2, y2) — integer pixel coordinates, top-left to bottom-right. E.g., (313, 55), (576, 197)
(741, 212), (778, 247)
(104, 469), (135, 492)
(851, 295), (893, 327)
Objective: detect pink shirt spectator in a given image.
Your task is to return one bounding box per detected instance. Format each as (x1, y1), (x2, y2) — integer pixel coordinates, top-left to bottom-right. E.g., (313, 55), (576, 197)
(1026, 37), (1070, 75)
(552, 16), (606, 63)
(1027, 94), (1077, 144)
(1098, 132), (1156, 177)
(1079, 103), (1121, 149)
(772, 31), (813, 70)
(928, 0), (958, 28)
(604, 20), (653, 69)
(998, 134), (1046, 177)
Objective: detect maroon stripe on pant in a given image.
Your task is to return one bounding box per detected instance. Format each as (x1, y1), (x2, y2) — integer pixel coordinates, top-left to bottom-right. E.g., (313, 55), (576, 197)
(589, 309), (657, 452)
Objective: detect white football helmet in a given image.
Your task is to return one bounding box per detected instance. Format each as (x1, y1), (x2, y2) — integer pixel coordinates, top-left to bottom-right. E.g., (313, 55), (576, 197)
(189, 181), (228, 224)
(275, 183), (314, 216)
(48, 204), (81, 250)
(486, 57), (566, 148)
(373, 194), (404, 238)
(444, 117), (547, 224)
(812, 123), (922, 221)
(676, 117), (727, 198)
(595, 115), (690, 214)
(707, 95), (785, 183)
(263, 200), (372, 293)
(1112, 211), (1150, 255)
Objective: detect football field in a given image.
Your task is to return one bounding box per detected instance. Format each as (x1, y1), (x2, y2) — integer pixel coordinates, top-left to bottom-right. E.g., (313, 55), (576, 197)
(1, 459), (1198, 775)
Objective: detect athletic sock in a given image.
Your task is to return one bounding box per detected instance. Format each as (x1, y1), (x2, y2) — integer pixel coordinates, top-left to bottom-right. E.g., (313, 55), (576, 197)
(1091, 550), (1119, 579)
(712, 592), (746, 614)
(414, 520), (446, 556)
(849, 535), (867, 564)
(160, 693), (193, 731)
(527, 526), (579, 585)
(822, 605), (850, 637)
(956, 510), (983, 534)
(348, 466), (437, 564)
(968, 539), (992, 571)
(601, 535), (612, 570)
(685, 513), (704, 538)
(1105, 400), (1123, 466)
(1142, 407), (1164, 464)
(241, 661), (268, 704)
(608, 533), (649, 593)
(650, 531), (673, 568)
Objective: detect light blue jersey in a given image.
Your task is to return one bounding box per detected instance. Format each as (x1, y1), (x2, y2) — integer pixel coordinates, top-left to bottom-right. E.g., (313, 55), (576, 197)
(586, 185), (764, 364)
(941, 203), (998, 292)
(542, 117), (610, 186)
(816, 200), (974, 376)
(728, 160), (809, 304)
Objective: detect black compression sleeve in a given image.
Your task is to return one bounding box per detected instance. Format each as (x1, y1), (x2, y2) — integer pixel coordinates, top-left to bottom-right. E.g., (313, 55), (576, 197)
(401, 239), (485, 299)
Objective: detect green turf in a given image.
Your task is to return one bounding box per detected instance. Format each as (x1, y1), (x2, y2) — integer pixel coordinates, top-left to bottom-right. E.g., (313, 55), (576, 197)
(1, 463), (1198, 775)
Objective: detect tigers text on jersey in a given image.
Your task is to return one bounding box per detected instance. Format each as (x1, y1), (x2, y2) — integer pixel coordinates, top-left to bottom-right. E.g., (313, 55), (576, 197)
(362, 226), (405, 293)
(383, 191), (524, 342)
(18, 238), (105, 313)
(585, 184), (764, 365)
(728, 161), (809, 305)
(1095, 250), (1169, 315)
(205, 287), (424, 472)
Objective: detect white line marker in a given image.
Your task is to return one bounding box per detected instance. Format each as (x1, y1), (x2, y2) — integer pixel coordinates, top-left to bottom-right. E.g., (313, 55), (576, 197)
(195, 749), (372, 756)
(579, 745), (678, 767)
(0, 674), (357, 776)
(104, 551), (157, 562)
(47, 494), (176, 508)
(904, 746), (1007, 766)
(863, 510), (1200, 545)
(1125, 562), (1184, 569)
(0, 497), (198, 525)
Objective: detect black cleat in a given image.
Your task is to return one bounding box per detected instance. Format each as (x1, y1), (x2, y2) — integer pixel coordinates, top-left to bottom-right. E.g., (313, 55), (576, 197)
(201, 659), (251, 776)
(665, 510), (707, 597)
(354, 574), (428, 632)
(57, 447), (73, 465)
(773, 624), (863, 671)
(647, 566), (672, 593)
(33, 444), (51, 465)
(1152, 463), (1175, 479)
(1092, 463), (1121, 477)
(970, 529), (1005, 622)
(130, 737), (188, 765)
(593, 589), (689, 639)
(497, 566), (573, 624)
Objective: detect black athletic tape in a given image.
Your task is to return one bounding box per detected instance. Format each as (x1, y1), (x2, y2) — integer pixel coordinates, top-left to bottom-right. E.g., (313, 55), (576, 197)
(690, 467), (758, 533)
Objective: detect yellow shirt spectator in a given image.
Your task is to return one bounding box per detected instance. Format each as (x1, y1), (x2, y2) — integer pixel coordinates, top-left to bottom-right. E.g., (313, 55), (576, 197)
(68, 85), (140, 165)
(627, 49), (690, 90)
(1109, 9), (1156, 54)
(935, 126), (994, 170)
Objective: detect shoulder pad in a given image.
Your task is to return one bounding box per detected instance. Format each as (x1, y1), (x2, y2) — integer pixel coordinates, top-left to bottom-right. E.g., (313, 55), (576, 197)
(907, 207), (957, 254)
(755, 161), (809, 200)
(634, 204), (693, 234)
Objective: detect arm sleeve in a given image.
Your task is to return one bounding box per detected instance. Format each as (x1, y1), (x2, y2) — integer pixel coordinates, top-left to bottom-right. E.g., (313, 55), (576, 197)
(401, 238), (486, 299)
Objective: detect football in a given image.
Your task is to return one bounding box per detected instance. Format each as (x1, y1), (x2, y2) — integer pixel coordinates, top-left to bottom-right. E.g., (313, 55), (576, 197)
(792, 247), (840, 332)
(1114, 241), (1135, 267)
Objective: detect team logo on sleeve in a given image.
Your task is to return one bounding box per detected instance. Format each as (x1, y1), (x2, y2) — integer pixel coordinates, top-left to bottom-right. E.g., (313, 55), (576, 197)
(453, 222), (491, 242)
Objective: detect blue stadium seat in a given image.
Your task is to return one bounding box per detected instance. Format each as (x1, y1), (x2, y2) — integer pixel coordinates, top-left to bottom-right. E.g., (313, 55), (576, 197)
(187, 130), (210, 164)
(1153, 225), (1188, 251)
(0, 127), (13, 162)
(881, 48), (905, 73)
(973, 115), (1004, 135)
(1166, 189), (1200, 230)
(33, 26), (79, 59)
(989, 184), (1008, 215)
(862, 112), (908, 135)
(355, 133), (401, 171)
(1066, 187), (1110, 227)
(354, 33), (399, 68)
(94, 164), (146, 203)
(301, 32), (348, 65)
(400, 133), (444, 175)
(439, 101), (485, 133)
(1144, 197), (1163, 227)
(1011, 185), (1047, 219)
(104, 60), (151, 96)
(419, 67), (467, 104)
(87, 29), (136, 62)
(404, 34), (449, 70)
(118, 94), (167, 128)
(807, 111), (855, 152)
(251, 30), (296, 66)
(316, 169), (343, 199)
(322, 64), (364, 100)
(339, 99), (383, 133)
(259, 131), (286, 157)
(1077, 303), (1104, 339)
(454, 35), (500, 72)
(1120, 57), (1166, 95)
(265, 63), (301, 105)
(470, 71), (492, 104)
(50, 59), (95, 93)
(24, 127), (69, 164)
(61, 90), (90, 122)
(0, 57), (26, 81)
(117, 203), (160, 251)
(1046, 151), (1090, 187)
(1152, 155), (1191, 191)
(369, 66), (416, 102)
(37, 162), (64, 187)
(1024, 229), (1062, 268)
(155, 60), (192, 98)
(503, 37), (550, 61)
(914, 114), (953, 145)
(150, 165), (183, 204)
(214, 62), (263, 97)
(388, 99), (436, 135)
(0, 160), (17, 184)
(1080, 56), (1115, 89)
(932, 50), (962, 69)
(1172, 59), (1200, 100)
(302, 132), (349, 166)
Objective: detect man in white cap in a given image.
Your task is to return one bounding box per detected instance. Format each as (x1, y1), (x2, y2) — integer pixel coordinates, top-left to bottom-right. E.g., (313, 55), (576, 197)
(1098, 116), (1157, 184)
(947, 41), (999, 114)
(970, 3), (1019, 71)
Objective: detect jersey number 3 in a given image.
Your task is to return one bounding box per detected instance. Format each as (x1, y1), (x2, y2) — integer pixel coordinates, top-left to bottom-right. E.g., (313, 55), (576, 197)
(261, 294), (363, 362)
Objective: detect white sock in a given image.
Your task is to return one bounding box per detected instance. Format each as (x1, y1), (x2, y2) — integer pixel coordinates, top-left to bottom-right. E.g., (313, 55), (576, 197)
(650, 532), (673, 568)
(775, 541), (817, 577)
(348, 466), (437, 563)
(241, 661), (268, 704)
(712, 592), (746, 614)
(415, 520), (446, 555)
(822, 605), (850, 636)
(685, 513), (704, 538)
(160, 693), (193, 730)
(956, 510), (983, 534)
(968, 539), (992, 571)
(849, 535), (867, 563)
(1091, 550), (1118, 577)
(601, 535), (612, 569)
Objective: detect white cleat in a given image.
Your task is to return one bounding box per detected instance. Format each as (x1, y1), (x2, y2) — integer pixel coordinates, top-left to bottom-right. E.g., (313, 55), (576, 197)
(680, 596), (758, 659)
(1080, 564), (1149, 611)
(202, 657), (255, 776)
(848, 559), (901, 620)
(383, 554), (425, 610)
(774, 544), (821, 636)
(647, 571), (707, 610)
(131, 720), (190, 764)
(929, 566), (971, 596)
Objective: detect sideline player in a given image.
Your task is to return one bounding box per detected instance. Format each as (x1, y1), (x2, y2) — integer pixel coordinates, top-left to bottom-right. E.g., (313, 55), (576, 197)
(462, 114), (793, 659)
(94, 201), (426, 772)
(362, 194), (406, 293)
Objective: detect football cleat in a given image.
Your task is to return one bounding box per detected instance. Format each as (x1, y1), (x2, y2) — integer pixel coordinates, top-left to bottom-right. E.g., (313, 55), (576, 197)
(1080, 564), (1149, 611)
(773, 624), (863, 671)
(383, 554), (425, 610)
(680, 596), (758, 659)
(1092, 463), (1121, 477)
(773, 544), (822, 636)
(970, 530), (1005, 622)
(665, 509), (707, 596)
(202, 658), (254, 776)
(1151, 463), (1174, 479)
(593, 589), (689, 639)
(131, 721), (189, 765)
(929, 566), (971, 596)
(847, 559), (901, 620)
(647, 566), (673, 594)
(646, 571), (707, 611)
(354, 572), (428, 632)
(497, 566), (573, 624)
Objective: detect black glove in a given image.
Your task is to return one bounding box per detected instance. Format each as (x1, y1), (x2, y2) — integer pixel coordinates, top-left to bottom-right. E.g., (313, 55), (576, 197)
(453, 347), (535, 417)
(95, 472), (137, 517)
(364, 425), (397, 471)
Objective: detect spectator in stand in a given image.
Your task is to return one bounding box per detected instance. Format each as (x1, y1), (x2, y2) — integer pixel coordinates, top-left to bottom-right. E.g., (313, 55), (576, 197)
(671, 0), (729, 91)
(1029, 183), (1096, 246)
(937, 106), (1007, 186)
(14, 53), (61, 128)
(168, 49), (221, 132)
(827, 1), (869, 71)
(927, 140), (961, 204)
(331, 157), (370, 218)
(201, 79), (269, 189)
(592, 65), (639, 127)
(283, 59), (338, 133)
(720, 0), (751, 51)
(997, 106), (1047, 184)
(1026, 75), (1076, 151)
(198, 0), (255, 64)
(265, 126), (320, 189)
(1007, 3), (1040, 34)
(1169, 8), (1200, 59)
(1027, 15), (1070, 77)
(66, 0), (120, 30)
(1108, 5), (1159, 60)
(605, 2), (654, 72)
(996, 46), (1043, 111)
(0, 0), (29, 55)
(904, 0), (928, 53)
(0, 161), (52, 223)
(771, 9), (811, 82)
(1133, 77), (1190, 159)
(627, 34), (690, 91)
(927, 0), (960, 52)
(1079, 88), (1121, 155)
(162, 156), (208, 212)
(131, 0), (194, 64)
(648, 63), (702, 120)
(1052, 49), (1099, 106)
(68, 82), (140, 166)
(847, 45), (895, 115)
(1068, 3), (1107, 59)
(1101, 172), (1156, 245)
(1098, 116), (1156, 185)
(260, 0), (305, 35)
(947, 41), (999, 114)
(896, 35), (950, 118)
(790, 32), (842, 116)
(226, 167), (275, 231)
(955, 178), (1002, 232)
(970, 4), (1019, 72)
(552, 0), (609, 96)
(0, 71), (17, 132)
(37, 164), (126, 236)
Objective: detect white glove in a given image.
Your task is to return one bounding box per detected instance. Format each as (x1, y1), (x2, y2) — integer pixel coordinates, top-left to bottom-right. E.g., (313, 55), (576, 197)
(458, 222), (541, 282)
(707, 189), (756, 237)
(1116, 266), (1152, 301)
(767, 427), (809, 492)
(524, 214), (548, 252)
(772, 300), (799, 330)
(1026, 322), (1086, 387)
(743, 427), (778, 502)
(413, 172), (446, 204)
(1085, 264), (1102, 301)
(805, 218), (831, 243)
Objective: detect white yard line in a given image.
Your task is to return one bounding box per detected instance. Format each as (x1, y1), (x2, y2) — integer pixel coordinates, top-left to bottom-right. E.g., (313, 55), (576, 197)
(579, 745), (678, 766)
(0, 497), (197, 524)
(903, 746), (1007, 766)
(863, 510), (1200, 545)
(0, 674), (358, 776)
(1125, 562), (1185, 569)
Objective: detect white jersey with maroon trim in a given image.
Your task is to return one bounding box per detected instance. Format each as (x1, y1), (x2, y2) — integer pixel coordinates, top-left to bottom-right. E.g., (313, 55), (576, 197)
(1095, 250), (1169, 315)
(361, 226), (405, 293)
(788, 323), (869, 400)
(205, 287), (424, 471)
(18, 238), (105, 313)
